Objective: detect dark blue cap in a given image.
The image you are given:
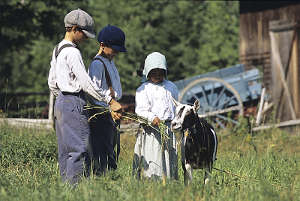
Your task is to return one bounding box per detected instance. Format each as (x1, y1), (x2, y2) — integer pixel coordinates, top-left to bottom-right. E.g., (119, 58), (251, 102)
(97, 25), (126, 52)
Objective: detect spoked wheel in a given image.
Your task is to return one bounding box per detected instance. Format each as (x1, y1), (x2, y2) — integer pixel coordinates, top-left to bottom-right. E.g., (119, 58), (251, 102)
(179, 77), (244, 129)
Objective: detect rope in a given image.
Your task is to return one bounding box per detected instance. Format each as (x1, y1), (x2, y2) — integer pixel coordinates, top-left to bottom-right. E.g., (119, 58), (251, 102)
(213, 167), (257, 181)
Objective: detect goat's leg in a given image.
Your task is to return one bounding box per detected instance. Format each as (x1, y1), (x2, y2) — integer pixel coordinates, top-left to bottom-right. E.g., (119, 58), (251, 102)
(184, 163), (193, 185)
(181, 134), (190, 185)
(182, 162), (187, 185)
(204, 162), (212, 185)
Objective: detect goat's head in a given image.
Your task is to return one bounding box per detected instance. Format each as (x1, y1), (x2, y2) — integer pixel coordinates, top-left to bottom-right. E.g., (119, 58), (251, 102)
(171, 98), (200, 131)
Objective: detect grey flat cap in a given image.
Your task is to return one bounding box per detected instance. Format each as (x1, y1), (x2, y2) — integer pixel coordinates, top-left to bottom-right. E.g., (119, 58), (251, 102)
(64, 8), (95, 38)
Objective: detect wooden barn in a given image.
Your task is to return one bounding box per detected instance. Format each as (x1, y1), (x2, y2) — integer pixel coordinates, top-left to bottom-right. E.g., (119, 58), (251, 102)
(239, 1), (300, 123)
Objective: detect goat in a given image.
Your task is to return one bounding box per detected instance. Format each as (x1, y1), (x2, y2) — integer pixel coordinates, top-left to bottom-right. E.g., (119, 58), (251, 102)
(171, 99), (218, 185)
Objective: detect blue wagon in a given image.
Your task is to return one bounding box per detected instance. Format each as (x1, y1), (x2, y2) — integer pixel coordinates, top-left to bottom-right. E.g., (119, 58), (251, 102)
(174, 64), (262, 128)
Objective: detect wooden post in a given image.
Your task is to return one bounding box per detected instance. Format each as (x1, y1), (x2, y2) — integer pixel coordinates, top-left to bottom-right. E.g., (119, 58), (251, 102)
(48, 92), (54, 127)
(256, 87), (266, 125)
(291, 31), (299, 117)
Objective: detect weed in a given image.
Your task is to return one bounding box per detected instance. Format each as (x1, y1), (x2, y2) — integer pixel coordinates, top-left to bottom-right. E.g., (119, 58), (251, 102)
(0, 124), (299, 201)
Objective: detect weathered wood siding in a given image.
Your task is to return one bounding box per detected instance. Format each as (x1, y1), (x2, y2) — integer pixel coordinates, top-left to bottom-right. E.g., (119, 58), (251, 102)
(239, 4), (300, 92)
(269, 21), (299, 120)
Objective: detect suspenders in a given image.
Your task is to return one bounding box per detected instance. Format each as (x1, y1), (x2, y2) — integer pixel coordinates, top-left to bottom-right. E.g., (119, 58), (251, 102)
(93, 57), (115, 98)
(55, 43), (75, 58)
(53, 43), (76, 93)
(93, 57), (120, 162)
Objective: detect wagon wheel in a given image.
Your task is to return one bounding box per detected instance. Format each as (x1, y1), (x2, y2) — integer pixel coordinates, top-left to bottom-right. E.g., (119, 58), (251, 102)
(179, 77), (244, 129)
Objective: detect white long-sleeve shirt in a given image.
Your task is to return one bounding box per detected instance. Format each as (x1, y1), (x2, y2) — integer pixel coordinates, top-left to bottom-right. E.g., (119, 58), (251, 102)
(48, 40), (112, 103)
(135, 80), (178, 122)
(88, 55), (122, 107)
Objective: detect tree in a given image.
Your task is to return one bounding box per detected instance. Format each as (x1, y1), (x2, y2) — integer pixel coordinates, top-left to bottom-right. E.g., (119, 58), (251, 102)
(196, 1), (239, 74)
(1, 0), (240, 95)
(0, 0), (89, 93)
(84, 1), (239, 92)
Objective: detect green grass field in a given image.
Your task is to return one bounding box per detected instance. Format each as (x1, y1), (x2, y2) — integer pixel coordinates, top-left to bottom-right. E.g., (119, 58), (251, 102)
(0, 124), (299, 201)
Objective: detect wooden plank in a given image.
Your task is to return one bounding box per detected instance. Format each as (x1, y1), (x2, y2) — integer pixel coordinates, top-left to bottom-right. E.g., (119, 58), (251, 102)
(48, 92), (55, 129)
(48, 92), (54, 121)
(119, 122), (139, 133)
(269, 20), (299, 32)
(291, 32), (300, 117)
(276, 29), (295, 121)
(0, 92), (49, 96)
(198, 106), (243, 118)
(252, 119), (300, 131)
(269, 31), (297, 119)
(239, 5), (300, 92)
(0, 118), (52, 130)
(240, 52), (270, 60)
(262, 102), (274, 114)
(0, 118), (138, 133)
(257, 17), (263, 55)
(256, 88), (266, 125)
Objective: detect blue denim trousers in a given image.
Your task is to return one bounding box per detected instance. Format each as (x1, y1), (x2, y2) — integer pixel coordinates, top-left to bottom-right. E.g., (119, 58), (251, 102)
(89, 109), (118, 175)
(54, 92), (91, 184)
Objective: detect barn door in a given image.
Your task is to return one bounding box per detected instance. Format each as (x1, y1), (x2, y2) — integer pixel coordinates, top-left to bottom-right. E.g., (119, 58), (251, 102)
(269, 20), (300, 121)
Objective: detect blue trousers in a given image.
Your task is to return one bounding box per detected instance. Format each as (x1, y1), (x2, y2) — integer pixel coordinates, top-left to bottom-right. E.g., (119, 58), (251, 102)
(54, 92), (91, 184)
(89, 109), (118, 175)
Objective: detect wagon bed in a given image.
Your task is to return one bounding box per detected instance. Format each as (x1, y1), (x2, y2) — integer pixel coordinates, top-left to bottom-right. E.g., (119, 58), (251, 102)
(174, 64), (262, 128)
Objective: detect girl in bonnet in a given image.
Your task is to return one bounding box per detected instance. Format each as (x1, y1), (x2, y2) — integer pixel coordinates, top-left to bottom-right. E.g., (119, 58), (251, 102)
(132, 52), (179, 180)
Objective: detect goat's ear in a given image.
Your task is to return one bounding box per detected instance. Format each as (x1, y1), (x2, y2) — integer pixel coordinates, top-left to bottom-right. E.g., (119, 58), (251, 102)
(171, 96), (180, 107)
(193, 99), (200, 112)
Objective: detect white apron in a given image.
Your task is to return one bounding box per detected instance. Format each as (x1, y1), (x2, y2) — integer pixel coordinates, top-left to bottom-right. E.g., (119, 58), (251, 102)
(133, 122), (178, 180)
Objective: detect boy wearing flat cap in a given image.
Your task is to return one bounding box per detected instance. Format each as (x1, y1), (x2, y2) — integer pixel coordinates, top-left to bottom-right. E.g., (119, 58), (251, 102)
(48, 9), (121, 184)
(88, 25), (126, 175)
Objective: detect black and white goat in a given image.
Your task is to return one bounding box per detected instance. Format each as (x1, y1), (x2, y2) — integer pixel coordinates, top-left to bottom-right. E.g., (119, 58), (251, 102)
(171, 99), (218, 185)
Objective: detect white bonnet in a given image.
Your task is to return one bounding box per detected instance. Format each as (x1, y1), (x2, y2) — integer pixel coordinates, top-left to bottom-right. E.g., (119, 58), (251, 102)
(143, 52), (167, 78)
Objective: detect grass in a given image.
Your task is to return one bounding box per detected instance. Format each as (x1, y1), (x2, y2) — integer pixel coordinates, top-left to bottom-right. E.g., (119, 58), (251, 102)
(0, 123), (299, 201)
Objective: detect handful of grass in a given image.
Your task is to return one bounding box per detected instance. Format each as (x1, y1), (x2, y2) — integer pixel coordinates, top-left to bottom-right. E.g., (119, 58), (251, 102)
(85, 105), (170, 185)
(84, 105), (169, 140)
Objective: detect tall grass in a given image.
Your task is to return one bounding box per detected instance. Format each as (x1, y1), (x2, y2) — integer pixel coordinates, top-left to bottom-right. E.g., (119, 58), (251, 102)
(0, 124), (299, 201)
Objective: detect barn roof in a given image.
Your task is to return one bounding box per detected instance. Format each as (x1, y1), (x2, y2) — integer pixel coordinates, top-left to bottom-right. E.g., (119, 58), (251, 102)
(240, 1), (300, 14)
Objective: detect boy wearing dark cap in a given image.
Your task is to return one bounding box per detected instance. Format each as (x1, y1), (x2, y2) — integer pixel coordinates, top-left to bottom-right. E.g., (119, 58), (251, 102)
(48, 10), (122, 184)
(88, 25), (126, 175)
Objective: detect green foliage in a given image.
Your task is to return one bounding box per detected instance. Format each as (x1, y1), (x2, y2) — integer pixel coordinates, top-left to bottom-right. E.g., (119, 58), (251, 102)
(0, 125), (57, 167)
(232, 116), (252, 136)
(0, 125), (300, 200)
(1, 0), (239, 95)
(197, 1), (239, 74)
(0, 0), (89, 92)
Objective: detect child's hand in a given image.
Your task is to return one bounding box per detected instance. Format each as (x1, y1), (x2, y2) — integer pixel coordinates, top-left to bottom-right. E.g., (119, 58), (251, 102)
(151, 117), (160, 126)
(109, 99), (122, 121)
(109, 98), (122, 112)
(111, 111), (122, 121)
